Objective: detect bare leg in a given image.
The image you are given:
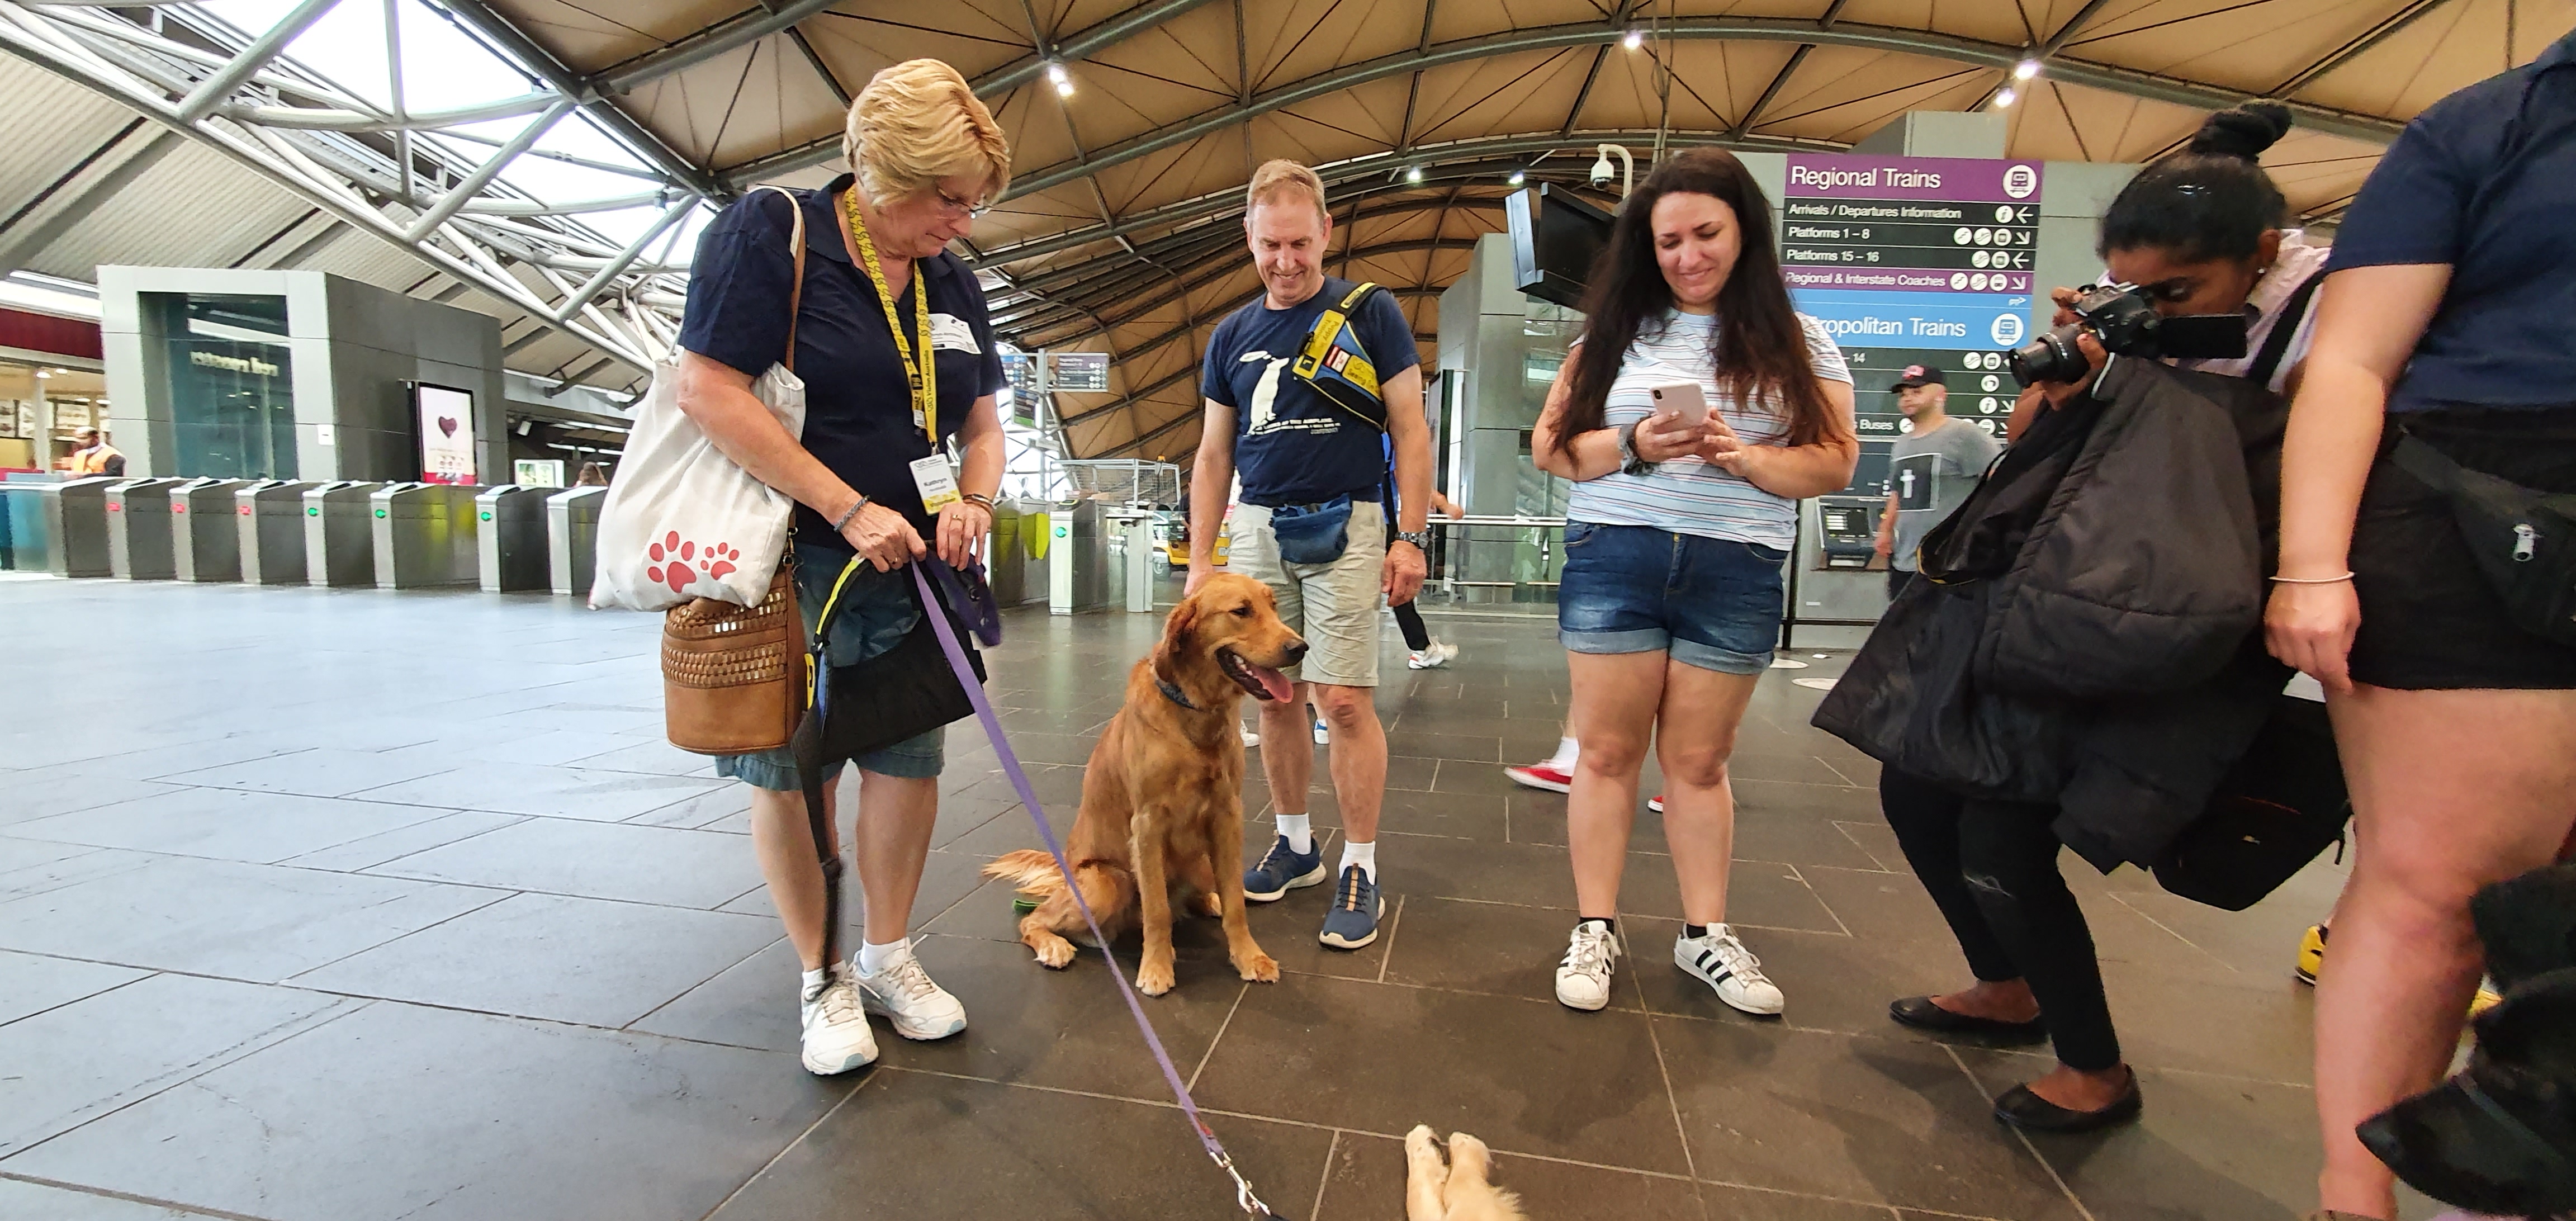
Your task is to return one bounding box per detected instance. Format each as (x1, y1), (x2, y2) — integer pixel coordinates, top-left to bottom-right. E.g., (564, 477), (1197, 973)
(1566, 651), (1668, 918)
(1654, 659), (1761, 926)
(853, 770), (939, 946)
(2314, 684), (2576, 1218)
(1314, 683), (1386, 843)
(1256, 682), (1315, 815)
(749, 773), (841, 971)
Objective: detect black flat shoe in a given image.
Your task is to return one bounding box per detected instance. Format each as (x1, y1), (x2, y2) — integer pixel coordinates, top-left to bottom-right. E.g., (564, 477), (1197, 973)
(1992, 1073), (2143, 1133)
(1887, 996), (2049, 1044)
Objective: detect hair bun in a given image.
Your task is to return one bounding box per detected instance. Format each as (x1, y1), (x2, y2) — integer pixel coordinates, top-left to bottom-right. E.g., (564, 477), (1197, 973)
(2189, 101), (2292, 160)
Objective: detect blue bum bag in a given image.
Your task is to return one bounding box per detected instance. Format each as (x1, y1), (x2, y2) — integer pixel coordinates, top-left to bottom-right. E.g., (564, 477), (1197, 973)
(1267, 495), (1354, 565)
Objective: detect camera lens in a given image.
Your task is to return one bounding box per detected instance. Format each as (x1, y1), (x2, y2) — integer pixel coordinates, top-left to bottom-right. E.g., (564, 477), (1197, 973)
(2008, 325), (2085, 387)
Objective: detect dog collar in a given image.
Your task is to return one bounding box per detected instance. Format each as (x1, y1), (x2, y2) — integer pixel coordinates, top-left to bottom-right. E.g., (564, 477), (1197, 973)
(1154, 674), (1200, 711)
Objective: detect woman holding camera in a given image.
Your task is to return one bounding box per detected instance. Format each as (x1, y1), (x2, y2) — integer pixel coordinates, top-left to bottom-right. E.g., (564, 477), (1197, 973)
(2265, 35), (2576, 1221)
(1532, 148), (1858, 1016)
(1877, 103), (2326, 1132)
(675, 59), (1010, 1076)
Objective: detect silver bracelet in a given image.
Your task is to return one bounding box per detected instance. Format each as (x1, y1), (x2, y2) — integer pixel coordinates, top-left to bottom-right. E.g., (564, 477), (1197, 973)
(830, 495), (868, 533)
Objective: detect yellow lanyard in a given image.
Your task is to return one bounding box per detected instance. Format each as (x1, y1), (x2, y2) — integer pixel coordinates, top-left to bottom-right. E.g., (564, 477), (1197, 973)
(841, 188), (937, 441)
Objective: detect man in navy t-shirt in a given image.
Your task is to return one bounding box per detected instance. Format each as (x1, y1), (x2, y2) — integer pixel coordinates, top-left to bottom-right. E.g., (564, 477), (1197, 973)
(1191, 159), (1431, 953)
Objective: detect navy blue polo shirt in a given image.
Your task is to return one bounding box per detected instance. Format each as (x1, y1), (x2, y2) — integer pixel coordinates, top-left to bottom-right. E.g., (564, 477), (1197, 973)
(680, 176), (1004, 538)
(1200, 276), (1418, 507)
(2327, 30), (2576, 414)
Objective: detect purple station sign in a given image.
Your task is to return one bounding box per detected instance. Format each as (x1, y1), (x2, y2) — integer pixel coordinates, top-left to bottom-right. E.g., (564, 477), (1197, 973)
(1783, 154), (2043, 204)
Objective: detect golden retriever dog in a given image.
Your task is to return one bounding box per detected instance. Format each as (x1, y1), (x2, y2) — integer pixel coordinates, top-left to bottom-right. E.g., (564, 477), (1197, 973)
(1407, 1127), (1528, 1221)
(983, 573), (1304, 996)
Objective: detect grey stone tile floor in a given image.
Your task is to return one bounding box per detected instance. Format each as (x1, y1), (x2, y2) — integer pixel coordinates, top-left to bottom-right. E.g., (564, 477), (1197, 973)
(0, 575), (2369, 1220)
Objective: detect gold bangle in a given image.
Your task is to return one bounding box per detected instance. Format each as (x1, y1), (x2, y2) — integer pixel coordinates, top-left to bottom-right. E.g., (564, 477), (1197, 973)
(2269, 572), (2354, 584)
(960, 492), (995, 510)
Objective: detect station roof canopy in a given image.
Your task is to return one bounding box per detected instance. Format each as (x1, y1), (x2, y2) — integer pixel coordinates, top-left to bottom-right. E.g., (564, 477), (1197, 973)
(0, 0), (2550, 462)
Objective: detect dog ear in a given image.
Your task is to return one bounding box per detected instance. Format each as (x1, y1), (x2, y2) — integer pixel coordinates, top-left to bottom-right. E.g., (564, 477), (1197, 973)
(1153, 598), (1199, 685)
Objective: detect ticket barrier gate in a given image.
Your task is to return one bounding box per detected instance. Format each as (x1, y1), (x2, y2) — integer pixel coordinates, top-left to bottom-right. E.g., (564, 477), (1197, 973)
(172, 478), (252, 582)
(106, 477), (184, 580)
(1045, 499), (1110, 615)
(547, 485), (606, 598)
(0, 479), (49, 572)
(43, 477), (116, 576)
(372, 483), (479, 589)
(236, 481), (318, 585)
(302, 481), (383, 587)
(475, 485), (549, 592)
(985, 499), (1038, 607)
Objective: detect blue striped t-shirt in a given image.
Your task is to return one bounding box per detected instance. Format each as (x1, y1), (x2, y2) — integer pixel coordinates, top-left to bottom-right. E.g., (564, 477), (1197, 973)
(1562, 310), (1852, 550)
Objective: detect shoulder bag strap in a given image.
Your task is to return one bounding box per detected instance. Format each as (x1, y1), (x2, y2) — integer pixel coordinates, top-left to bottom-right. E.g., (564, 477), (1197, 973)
(746, 184), (807, 373)
(2246, 267), (2327, 391)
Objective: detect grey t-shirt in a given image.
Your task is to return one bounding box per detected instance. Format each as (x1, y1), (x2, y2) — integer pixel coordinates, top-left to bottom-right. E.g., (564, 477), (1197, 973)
(1888, 417), (2004, 572)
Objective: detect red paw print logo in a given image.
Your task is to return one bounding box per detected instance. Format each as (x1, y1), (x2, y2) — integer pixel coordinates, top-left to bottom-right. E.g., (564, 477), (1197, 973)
(645, 532), (741, 593)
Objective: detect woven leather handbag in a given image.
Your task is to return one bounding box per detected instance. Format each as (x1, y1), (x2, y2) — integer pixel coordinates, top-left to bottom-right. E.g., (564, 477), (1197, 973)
(659, 187), (808, 755)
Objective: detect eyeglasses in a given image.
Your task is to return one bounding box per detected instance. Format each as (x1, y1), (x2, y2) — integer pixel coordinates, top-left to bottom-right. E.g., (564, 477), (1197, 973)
(931, 185), (992, 219)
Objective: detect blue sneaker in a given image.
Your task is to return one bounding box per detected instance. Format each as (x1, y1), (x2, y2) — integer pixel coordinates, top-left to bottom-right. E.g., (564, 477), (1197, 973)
(1243, 835), (1326, 902)
(1318, 865), (1382, 949)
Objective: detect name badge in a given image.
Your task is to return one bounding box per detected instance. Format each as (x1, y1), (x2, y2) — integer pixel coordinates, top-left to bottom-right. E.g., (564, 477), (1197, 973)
(909, 454), (960, 513)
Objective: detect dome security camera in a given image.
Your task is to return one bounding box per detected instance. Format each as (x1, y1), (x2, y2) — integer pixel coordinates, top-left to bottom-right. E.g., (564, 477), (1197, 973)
(1589, 156), (1617, 186)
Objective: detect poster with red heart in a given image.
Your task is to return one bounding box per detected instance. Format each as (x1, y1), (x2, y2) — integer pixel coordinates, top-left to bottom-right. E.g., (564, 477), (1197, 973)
(413, 382), (477, 484)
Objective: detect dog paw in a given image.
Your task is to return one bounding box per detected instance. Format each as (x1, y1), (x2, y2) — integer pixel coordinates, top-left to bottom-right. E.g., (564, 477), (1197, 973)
(1029, 935), (1076, 969)
(1137, 960), (1176, 996)
(1405, 1125), (1442, 1161)
(1234, 949), (1280, 983)
(1188, 892), (1224, 919)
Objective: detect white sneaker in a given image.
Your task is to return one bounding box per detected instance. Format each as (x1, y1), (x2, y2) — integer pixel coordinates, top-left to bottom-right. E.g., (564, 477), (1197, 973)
(1407, 638), (1459, 670)
(1240, 728), (1261, 747)
(799, 966), (879, 1075)
(1674, 924), (1785, 1016)
(1312, 719), (1329, 745)
(1555, 922), (1621, 1011)
(854, 945), (968, 1040)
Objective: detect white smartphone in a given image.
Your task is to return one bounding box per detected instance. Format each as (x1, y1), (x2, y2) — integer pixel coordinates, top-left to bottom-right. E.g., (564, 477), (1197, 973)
(1647, 381), (1711, 429)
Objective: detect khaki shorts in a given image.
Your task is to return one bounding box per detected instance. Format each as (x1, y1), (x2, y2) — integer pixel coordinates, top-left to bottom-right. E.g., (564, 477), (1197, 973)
(1229, 500), (1384, 688)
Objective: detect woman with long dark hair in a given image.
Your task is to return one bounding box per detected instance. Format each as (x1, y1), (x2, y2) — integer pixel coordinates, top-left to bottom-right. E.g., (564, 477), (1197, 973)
(1531, 148), (1858, 1015)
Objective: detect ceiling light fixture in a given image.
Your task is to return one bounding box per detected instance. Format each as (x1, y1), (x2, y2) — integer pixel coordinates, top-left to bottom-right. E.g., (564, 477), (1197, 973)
(1406, 165), (1424, 183)
(1622, 29), (1644, 50)
(1994, 87), (2019, 107)
(1046, 63), (1073, 97)
(1508, 170), (1526, 186)
(2014, 59), (2040, 80)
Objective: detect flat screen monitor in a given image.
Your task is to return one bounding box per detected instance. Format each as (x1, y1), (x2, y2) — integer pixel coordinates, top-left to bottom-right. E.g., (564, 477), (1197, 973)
(1505, 184), (1616, 309)
(410, 382), (476, 485)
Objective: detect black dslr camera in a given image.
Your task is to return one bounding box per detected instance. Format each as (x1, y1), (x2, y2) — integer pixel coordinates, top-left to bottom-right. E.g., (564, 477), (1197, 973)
(2009, 283), (2248, 387)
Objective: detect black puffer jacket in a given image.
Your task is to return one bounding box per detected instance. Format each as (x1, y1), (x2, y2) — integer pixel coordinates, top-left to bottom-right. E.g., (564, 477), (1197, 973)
(1813, 357), (2293, 870)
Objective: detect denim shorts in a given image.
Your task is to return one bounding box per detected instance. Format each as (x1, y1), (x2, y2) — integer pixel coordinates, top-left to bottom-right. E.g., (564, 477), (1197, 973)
(714, 542), (945, 789)
(1556, 522), (1786, 674)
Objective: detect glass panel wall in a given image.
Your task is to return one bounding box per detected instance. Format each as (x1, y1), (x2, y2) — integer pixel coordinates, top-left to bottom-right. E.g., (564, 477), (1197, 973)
(150, 293), (296, 479)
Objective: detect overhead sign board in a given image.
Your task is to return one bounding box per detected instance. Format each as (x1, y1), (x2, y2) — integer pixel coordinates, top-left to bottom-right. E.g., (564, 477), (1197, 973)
(1048, 351), (1110, 392)
(1784, 153), (2040, 496)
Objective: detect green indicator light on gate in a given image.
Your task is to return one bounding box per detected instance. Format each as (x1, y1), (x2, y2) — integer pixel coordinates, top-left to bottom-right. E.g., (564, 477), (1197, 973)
(375, 509), (387, 518)
(307, 507), (319, 515)
(479, 512), (491, 520)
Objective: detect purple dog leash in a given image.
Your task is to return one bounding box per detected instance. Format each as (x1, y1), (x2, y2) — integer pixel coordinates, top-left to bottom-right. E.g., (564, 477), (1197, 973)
(911, 565), (1285, 1219)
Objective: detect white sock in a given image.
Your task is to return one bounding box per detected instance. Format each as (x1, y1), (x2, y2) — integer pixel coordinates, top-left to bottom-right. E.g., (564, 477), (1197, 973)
(801, 966), (830, 1000)
(1547, 736), (1578, 769)
(1340, 839), (1377, 881)
(856, 937), (908, 976)
(1276, 812), (1314, 854)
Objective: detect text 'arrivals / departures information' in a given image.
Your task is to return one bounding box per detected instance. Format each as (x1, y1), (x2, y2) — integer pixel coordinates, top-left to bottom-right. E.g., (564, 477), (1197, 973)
(1783, 153), (2042, 495)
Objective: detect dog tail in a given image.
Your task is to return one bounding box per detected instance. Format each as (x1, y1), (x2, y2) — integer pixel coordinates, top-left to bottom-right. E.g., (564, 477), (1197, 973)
(982, 849), (1069, 896)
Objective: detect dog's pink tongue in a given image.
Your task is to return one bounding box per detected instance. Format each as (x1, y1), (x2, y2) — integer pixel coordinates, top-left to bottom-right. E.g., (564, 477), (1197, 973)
(1251, 663), (1291, 703)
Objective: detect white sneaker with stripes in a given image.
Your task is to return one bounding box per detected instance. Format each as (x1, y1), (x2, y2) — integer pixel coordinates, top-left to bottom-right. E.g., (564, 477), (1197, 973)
(1673, 924), (1784, 1016)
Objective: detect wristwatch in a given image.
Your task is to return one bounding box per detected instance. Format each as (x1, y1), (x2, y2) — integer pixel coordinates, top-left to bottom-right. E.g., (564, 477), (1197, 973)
(1393, 529), (1431, 550)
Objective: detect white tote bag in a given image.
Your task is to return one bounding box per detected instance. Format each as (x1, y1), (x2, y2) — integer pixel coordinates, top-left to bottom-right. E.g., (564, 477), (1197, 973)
(590, 186), (809, 611)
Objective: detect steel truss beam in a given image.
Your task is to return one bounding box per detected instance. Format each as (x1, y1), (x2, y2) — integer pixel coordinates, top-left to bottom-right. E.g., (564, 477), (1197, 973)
(0, 0), (711, 380)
